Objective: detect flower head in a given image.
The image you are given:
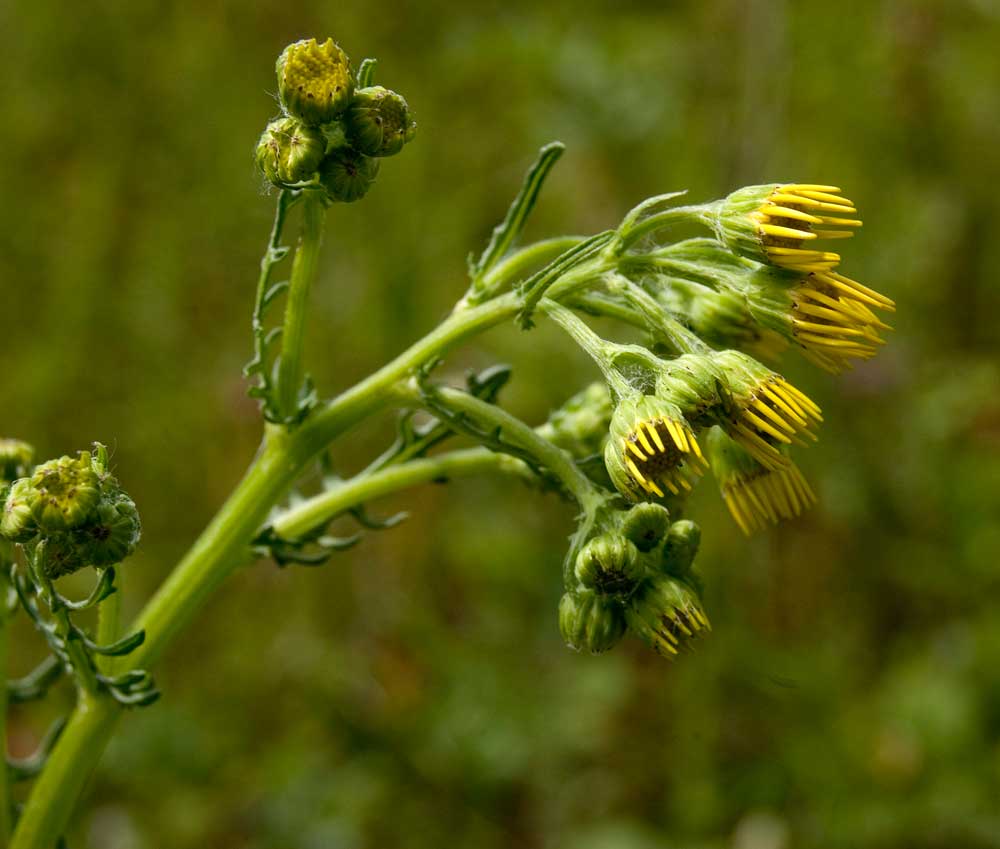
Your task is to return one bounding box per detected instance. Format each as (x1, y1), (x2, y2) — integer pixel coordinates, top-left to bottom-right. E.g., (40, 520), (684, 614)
(255, 117), (326, 186)
(27, 453), (102, 533)
(712, 351), (822, 470)
(705, 427), (815, 534)
(714, 184), (862, 273)
(319, 147), (380, 203)
(276, 38), (354, 126)
(344, 86), (417, 158)
(573, 532), (644, 597)
(625, 574), (710, 658)
(605, 394), (705, 500)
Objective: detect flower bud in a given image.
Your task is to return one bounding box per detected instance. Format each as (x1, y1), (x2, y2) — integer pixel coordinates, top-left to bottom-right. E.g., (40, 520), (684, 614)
(574, 533), (644, 597)
(625, 575), (710, 658)
(75, 495), (141, 567)
(1, 479), (36, 543)
(255, 117), (326, 186)
(711, 183), (861, 274)
(319, 148), (379, 203)
(344, 86), (417, 157)
(0, 439), (34, 485)
(605, 394), (705, 501)
(662, 519), (700, 575)
(619, 502), (671, 552)
(27, 453), (101, 533)
(559, 590), (626, 654)
(276, 38), (354, 126)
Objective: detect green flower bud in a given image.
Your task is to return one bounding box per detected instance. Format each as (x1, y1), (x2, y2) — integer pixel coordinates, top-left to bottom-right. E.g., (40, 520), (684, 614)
(704, 426), (814, 535)
(0, 439), (34, 485)
(276, 38), (354, 126)
(27, 453), (101, 533)
(605, 394), (705, 502)
(559, 590), (626, 654)
(255, 117), (325, 186)
(1, 479), (36, 542)
(574, 533), (644, 597)
(662, 519), (701, 575)
(74, 495), (141, 567)
(619, 502), (671, 552)
(625, 575), (710, 659)
(319, 148), (379, 203)
(344, 86), (416, 157)
(710, 183), (861, 274)
(539, 383), (613, 460)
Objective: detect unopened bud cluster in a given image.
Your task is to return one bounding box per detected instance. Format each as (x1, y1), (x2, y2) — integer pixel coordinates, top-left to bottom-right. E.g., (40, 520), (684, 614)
(256, 38), (416, 203)
(0, 447), (140, 579)
(559, 503), (709, 658)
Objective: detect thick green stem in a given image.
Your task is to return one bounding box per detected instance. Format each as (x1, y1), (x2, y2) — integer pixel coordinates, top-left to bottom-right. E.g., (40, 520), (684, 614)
(12, 223), (610, 846)
(9, 695), (120, 849)
(277, 191), (326, 420)
(0, 560), (10, 844)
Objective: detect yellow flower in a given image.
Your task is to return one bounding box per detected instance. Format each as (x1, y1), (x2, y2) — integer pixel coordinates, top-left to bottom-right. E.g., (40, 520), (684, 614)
(604, 395), (707, 500)
(714, 183), (862, 273)
(712, 351), (822, 470)
(706, 427), (815, 535)
(790, 270), (896, 372)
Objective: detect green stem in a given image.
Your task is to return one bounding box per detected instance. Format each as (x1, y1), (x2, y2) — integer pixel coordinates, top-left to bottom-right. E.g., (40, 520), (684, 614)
(454, 236), (584, 312)
(425, 386), (601, 509)
(616, 204), (712, 252)
(0, 557), (11, 844)
(12, 224), (609, 847)
(606, 274), (708, 355)
(10, 695), (120, 849)
(277, 191), (326, 421)
(543, 302), (634, 397)
(272, 447), (526, 541)
(95, 569), (121, 675)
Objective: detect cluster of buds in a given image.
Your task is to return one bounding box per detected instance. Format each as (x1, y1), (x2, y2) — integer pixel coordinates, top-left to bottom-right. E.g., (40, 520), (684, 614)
(0, 447), (140, 579)
(256, 38), (416, 203)
(559, 504), (709, 658)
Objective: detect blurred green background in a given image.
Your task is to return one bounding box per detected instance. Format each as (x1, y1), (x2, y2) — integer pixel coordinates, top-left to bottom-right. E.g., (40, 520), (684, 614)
(3, 1), (1000, 847)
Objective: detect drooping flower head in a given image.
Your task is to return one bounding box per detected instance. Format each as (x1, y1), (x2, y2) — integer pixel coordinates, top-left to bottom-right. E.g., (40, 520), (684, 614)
(705, 426), (815, 534)
(712, 184), (862, 273)
(604, 394), (704, 500)
(711, 351), (822, 470)
(625, 574), (710, 658)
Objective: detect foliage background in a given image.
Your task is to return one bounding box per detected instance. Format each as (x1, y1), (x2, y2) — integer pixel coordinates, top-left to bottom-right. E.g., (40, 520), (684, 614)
(3, 1), (1000, 847)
